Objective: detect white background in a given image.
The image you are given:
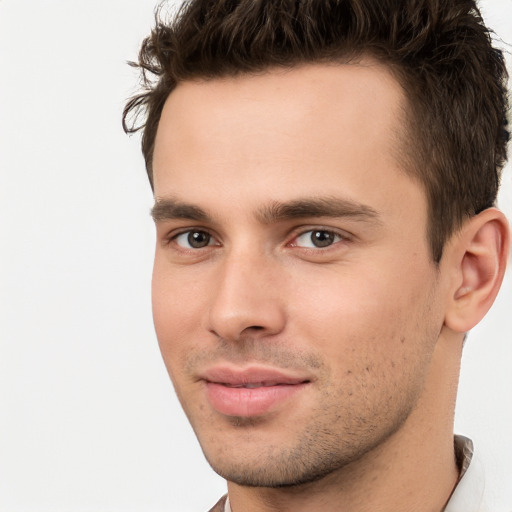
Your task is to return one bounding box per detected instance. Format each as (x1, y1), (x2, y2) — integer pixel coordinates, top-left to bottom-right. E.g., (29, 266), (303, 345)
(0, 1), (511, 511)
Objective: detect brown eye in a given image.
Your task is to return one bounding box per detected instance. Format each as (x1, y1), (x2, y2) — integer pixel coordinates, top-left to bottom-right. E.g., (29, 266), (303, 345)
(310, 230), (336, 247)
(295, 230), (341, 248)
(175, 230), (213, 248)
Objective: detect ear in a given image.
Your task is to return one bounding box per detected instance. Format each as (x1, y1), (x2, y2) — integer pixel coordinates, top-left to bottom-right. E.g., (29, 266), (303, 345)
(444, 208), (510, 333)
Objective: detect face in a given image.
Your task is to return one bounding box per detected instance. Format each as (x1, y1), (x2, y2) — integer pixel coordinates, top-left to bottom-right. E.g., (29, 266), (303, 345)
(151, 63), (446, 487)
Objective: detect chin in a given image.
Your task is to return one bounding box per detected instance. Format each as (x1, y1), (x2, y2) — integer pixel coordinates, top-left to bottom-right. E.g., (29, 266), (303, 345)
(209, 459), (337, 488)
(200, 430), (376, 488)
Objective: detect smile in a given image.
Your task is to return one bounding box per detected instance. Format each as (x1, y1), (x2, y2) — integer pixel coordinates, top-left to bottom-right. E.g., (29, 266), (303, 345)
(221, 381), (294, 388)
(200, 366), (311, 417)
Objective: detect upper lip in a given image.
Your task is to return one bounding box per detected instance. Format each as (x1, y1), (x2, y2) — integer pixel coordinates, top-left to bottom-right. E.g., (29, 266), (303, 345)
(200, 365), (312, 387)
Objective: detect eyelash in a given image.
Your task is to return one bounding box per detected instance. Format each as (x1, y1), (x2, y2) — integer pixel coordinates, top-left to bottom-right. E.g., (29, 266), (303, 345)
(165, 226), (349, 251)
(289, 229), (346, 249)
(171, 229), (218, 250)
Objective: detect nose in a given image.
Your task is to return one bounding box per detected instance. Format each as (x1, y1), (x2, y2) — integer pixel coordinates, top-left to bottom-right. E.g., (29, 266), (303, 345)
(207, 250), (286, 342)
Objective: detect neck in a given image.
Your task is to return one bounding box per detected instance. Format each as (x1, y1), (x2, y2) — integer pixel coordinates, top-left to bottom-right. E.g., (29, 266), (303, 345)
(227, 330), (462, 512)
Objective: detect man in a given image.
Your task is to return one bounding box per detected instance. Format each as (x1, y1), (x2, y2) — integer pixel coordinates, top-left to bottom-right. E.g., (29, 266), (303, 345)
(123, 1), (510, 510)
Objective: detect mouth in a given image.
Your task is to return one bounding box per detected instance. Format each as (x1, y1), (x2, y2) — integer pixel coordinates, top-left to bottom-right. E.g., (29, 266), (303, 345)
(221, 382), (295, 388)
(200, 366), (311, 417)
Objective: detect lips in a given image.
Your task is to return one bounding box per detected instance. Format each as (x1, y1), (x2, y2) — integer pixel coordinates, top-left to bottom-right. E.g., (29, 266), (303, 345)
(221, 381), (285, 388)
(201, 366), (310, 417)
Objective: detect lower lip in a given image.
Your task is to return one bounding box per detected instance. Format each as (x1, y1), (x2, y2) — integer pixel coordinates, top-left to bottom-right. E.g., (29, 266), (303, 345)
(205, 382), (307, 417)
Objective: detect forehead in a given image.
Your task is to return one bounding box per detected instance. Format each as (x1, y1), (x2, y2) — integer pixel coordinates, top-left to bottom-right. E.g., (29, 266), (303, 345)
(152, 63), (421, 225)
(154, 63), (406, 160)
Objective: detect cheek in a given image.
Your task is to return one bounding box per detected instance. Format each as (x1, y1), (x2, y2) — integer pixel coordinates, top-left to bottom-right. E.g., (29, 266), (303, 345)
(151, 257), (208, 368)
(289, 265), (440, 425)
(288, 260), (439, 369)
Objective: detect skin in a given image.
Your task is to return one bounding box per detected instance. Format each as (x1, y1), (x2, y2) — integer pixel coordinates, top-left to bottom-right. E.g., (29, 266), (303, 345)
(150, 63), (509, 511)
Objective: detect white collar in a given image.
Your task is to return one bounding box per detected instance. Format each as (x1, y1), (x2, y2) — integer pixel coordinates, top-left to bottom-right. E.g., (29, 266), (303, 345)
(444, 438), (487, 512)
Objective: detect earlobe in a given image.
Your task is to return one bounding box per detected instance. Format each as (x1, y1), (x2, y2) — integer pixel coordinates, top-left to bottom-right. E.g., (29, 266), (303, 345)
(444, 208), (510, 333)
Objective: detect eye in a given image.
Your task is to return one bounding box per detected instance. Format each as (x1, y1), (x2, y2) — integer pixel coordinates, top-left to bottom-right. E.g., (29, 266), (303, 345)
(174, 230), (216, 249)
(293, 229), (343, 248)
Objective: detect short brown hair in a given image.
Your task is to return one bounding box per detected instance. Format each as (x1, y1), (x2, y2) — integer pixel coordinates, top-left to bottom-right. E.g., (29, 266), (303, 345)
(123, 0), (509, 262)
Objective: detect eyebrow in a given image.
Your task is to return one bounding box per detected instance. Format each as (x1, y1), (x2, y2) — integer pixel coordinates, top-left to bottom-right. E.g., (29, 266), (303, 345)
(151, 198), (209, 222)
(151, 196), (381, 224)
(256, 197), (381, 224)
